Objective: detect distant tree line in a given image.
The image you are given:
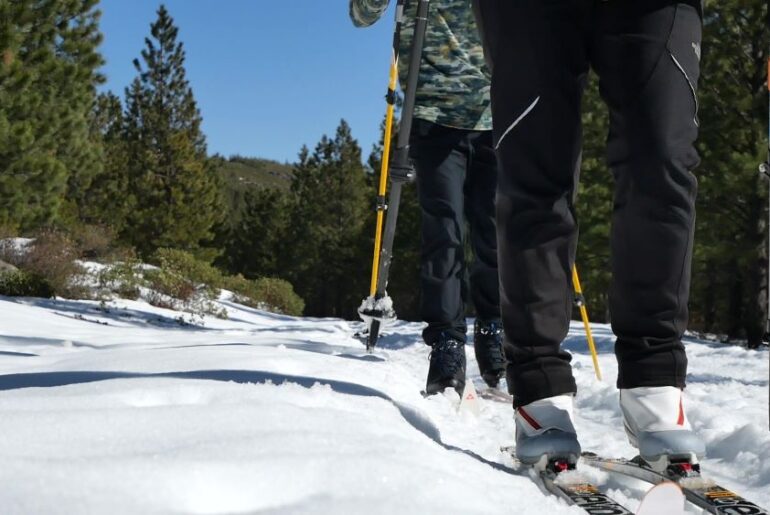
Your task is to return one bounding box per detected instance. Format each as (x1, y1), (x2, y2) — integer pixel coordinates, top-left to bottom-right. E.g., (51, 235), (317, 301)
(0, 0), (767, 347)
(1, 1), (222, 255)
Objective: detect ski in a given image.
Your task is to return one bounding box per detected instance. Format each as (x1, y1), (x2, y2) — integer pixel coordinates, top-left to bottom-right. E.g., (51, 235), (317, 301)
(581, 452), (769, 514)
(420, 381), (480, 415)
(541, 466), (634, 515)
(501, 448), (634, 514)
(636, 481), (685, 515)
(477, 386), (513, 404)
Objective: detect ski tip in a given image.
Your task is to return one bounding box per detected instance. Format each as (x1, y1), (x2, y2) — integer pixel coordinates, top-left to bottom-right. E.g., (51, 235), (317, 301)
(458, 380), (480, 416)
(636, 481), (685, 515)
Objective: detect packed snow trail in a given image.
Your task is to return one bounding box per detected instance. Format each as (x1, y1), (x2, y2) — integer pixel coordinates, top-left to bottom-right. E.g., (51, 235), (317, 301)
(0, 295), (768, 514)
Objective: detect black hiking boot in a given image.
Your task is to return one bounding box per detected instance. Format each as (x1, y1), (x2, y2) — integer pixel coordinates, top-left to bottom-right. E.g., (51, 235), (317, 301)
(425, 333), (466, 396)
(474, 320), (506, 388)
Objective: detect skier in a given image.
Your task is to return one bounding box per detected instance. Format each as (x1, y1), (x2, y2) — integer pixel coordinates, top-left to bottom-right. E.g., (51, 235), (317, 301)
(472, 1), (706, 471)
(350, 0), (505, 395)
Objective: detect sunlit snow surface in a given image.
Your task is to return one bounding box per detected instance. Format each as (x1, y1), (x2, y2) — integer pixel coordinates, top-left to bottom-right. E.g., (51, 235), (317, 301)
(0, 295), (768, 514)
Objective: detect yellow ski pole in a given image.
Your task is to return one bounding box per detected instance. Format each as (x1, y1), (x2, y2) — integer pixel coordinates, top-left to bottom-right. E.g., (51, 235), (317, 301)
(369, 38), (399, 297)
(572, 266), (602, 381)
(361, 0), (429, 352)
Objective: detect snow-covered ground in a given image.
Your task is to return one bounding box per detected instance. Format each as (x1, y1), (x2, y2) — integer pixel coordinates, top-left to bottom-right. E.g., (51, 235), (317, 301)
(0, 294), (768, 514)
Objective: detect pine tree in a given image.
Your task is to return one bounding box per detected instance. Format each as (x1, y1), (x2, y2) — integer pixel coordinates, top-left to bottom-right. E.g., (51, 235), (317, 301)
(571, 2), (770, 344)
(221, 186), (290, 280)
(689, 0), (769, 347)
(122, 5), (223, 256)
(0, 0), (104, 232)
(285, 120), (370, 317)
(80, 92), (133, 231)
(58, 0), (106, 225)
(575, 74), (613, 322)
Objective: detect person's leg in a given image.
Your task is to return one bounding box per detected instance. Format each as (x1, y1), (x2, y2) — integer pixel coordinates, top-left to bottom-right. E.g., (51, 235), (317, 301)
(465, 130), (505, 387)
(466, 130), (500, 323)
(473, 0), (589, 408)
(591, 0), (701, 390)
(591, 0), (704, 468)
(412, 119), (470, 345)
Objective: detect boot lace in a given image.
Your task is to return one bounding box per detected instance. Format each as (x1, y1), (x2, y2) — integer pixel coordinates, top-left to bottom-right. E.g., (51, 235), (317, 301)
(476, 321), (505, 367)
(430, 337), (465, 375)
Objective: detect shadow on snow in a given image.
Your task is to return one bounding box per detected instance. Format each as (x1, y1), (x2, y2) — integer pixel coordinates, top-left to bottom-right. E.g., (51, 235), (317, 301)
(5, 297), (217, 331)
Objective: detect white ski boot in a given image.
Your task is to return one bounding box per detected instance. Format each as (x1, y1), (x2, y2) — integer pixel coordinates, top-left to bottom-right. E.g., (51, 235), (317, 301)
(515, 394), (581, 470)
(620, 386), (705, 472)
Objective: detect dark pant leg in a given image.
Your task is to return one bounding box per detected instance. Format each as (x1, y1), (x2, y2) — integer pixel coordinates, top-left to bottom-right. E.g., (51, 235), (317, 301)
(474, 0), (589, 407)
(411, 119), (470, 345)
(465, 130), (500, 323)
(590, 1), (702, 388)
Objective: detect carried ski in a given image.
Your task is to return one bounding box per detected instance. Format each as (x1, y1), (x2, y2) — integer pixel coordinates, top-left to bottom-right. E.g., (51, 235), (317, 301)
(582, 452), (769, 514)
(501, 447), (634, 514)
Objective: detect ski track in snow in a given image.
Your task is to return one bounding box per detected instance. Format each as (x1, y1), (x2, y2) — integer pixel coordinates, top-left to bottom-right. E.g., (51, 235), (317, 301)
(0, 295), (768, 514)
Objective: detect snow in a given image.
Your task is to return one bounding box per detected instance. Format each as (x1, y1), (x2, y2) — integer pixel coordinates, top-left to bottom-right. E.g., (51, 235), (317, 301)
(357, 294), (396, 328)
(1, 237), (33, 252)
(0, 294), (768, 514)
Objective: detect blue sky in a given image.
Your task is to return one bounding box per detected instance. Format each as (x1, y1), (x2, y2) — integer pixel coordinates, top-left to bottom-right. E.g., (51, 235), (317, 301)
(98, 0), (394, 163)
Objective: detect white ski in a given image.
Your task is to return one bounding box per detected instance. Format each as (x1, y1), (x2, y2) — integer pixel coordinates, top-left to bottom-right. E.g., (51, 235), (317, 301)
(457, 379), (480, 416)
(636, 481), (685, 515)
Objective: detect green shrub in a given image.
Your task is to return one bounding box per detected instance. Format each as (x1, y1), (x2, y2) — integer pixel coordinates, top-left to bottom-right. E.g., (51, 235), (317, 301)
(224, 274), (304, 316)
(70, 224), (116, 260)
(96, 260), (143, 300)
(102, 245), (138, 264)
(222, 274), (254, 299)
(144, 272), (226, 318)
(0, 234), (303, 319)
(253, 277), (304, 316)
(0, 270), (54, 298)
(17, 229), (84, 299)
(145, 267), (198, 303)
(144, 251), (227, 319)
(151, 248), (223, 294)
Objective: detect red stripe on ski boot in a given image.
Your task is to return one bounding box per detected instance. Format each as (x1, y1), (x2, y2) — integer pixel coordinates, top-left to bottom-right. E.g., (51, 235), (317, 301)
(518, 407), (542, 430)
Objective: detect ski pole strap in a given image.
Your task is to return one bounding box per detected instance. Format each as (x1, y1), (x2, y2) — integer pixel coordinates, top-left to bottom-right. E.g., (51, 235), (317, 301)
(397, 0), (407, 21)
(386, 88), (397, 105)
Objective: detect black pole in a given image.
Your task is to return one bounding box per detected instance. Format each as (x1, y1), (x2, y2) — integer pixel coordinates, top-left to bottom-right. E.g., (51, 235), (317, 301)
(366, 0), (431, 351)
(364, 0), (408, 351)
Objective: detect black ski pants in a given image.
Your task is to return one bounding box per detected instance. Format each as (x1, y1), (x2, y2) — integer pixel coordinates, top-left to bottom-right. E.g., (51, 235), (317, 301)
(473, 1), (702, 406)
(410, 119), (501, 345)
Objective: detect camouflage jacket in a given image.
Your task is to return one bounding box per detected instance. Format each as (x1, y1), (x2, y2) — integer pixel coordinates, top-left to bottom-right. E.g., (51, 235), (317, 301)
(349, 0), (492, 131)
